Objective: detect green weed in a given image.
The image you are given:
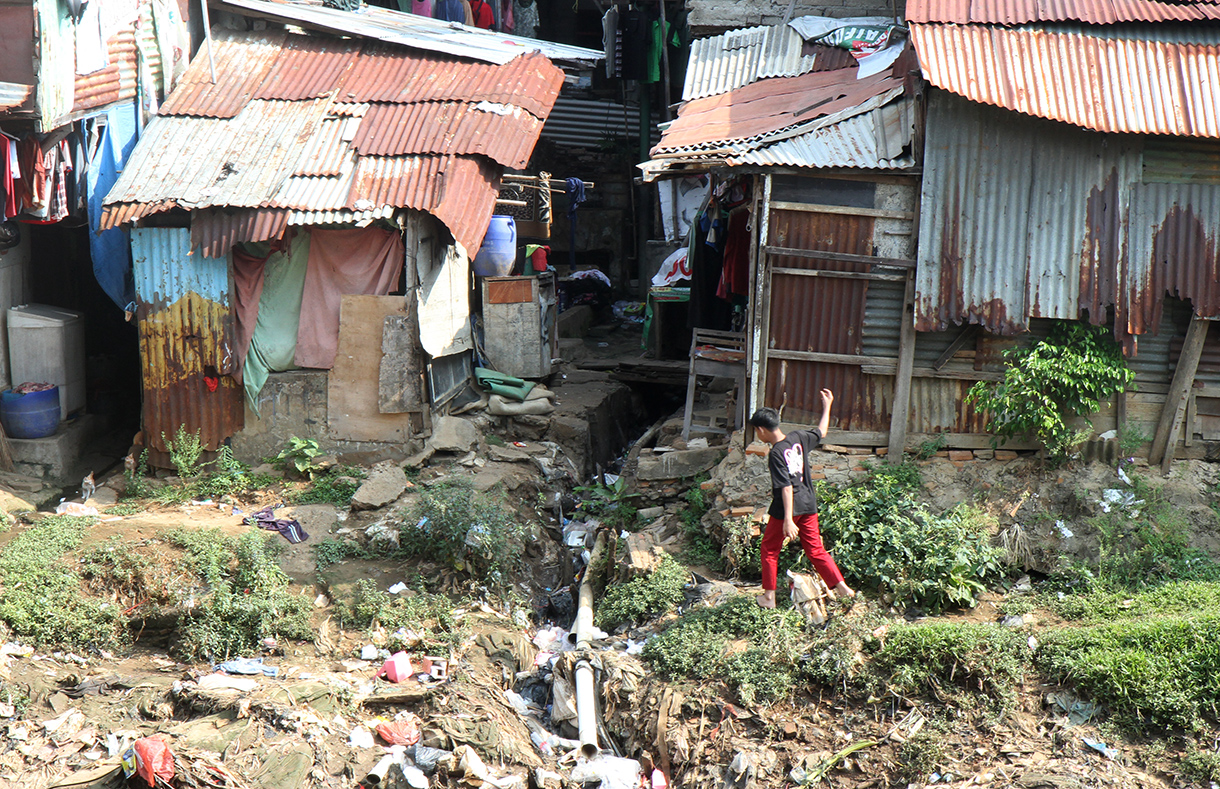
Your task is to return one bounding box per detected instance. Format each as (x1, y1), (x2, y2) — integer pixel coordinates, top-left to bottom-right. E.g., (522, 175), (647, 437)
(596, 554), (688, 629)
(122, 450), (153, 500)
(575, 477), (637, 531)
(398, 479), (528, 586)
(163, 425), (206, 479)
(273, 436), (323, 478)
(1036, 616), (1220, 732)
(103, 502), (144, 516)
(1180, 749), (1220, 785)
(335, 579), (463, 655)
(313, 538), (369, 570)
(167, 529), (312, 661)
(0, 515), (129, 651)
(288, 466), (366, 506)
(1050, 581), (1220, 624)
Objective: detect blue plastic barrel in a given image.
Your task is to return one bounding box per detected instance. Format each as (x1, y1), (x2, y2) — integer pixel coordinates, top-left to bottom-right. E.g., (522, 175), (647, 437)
(472, 216), (518, 277)
(0, 387), (61, 439)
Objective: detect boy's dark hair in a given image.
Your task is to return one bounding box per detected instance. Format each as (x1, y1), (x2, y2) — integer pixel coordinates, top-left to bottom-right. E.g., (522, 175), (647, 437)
(748, 407), (781, 431)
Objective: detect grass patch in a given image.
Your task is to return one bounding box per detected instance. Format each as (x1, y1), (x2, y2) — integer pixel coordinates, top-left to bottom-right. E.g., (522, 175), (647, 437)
(167, 528), (312, 661)
(1050, 580), (1220, 624)
(643, 596), (806, 706)
(103, 502), (144, 516)
(287, 466), (367, 506)
(595, 554), (688, 629)
(874, 622), (1031, 710)
(335, 579), (463, 655)
(679, 482), (724, 570)
(1035, 616), (1220, 732)
(1180, 749), (1220, 785)
(314, 538), (369, 570)
(0, 515), (129, 652)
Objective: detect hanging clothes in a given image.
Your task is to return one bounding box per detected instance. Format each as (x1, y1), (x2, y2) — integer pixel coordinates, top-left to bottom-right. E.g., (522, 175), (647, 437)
(88, 102), (140, 311)
(432, 0), (464, 22)
(601, 6), (619, 78)
(469, 0), (494, 28)
(618, 7), (649, 81)
(294, 226), (404, 370)
(687, 209), (733, 332)
(716, 209), (751, 301)
(500, 0), (513, 32)
(642, 14), (665, 84)
(405, 0), (433, 14)
(514, 0), (538, 37)
(240, 233), (310, 410)
(0, 134), (15, 220)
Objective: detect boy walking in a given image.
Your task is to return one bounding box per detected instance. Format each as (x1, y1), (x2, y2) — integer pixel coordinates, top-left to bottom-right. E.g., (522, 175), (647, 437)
(749, 389), (854, 608)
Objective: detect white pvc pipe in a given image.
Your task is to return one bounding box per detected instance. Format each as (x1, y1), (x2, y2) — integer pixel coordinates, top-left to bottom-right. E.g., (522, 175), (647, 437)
(573, 531), (607, 758)
(366, 754), (395, 785)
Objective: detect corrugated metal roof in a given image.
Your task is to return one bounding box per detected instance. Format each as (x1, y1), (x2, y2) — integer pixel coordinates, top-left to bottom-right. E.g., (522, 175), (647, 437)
(350, 101), (542, 168)
(906, 0), (1220, 25)
(917, 90), (1220, 343)
(252, 32), (358, 101)
(159, 30), (286, 118)
(910, 22), (1220, 136)
(292, 116), (357, 176)
(540, 94), (661, 149)
(338, 48), (563, 118)
(190, 209), (291, 258)
(346, 154), (500, 252)
(106, 98), (332, 209)
(213, 0), (603, 67)
(724, 95), (916, 168)
(653, 68), (907, 154)
(682, 24), (819, 101)
(0, 82), (33, 112)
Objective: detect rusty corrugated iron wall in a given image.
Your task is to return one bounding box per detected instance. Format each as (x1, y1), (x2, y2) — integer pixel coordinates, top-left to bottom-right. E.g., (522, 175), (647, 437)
(131, 228), (243, 458)
(919, 89), (1220, 350)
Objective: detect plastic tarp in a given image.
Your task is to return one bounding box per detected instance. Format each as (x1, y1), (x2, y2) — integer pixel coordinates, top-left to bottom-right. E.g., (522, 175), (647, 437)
(294, 226), (404, 369)
(88, 102), (139, 311)
(238, 232), (310, 410)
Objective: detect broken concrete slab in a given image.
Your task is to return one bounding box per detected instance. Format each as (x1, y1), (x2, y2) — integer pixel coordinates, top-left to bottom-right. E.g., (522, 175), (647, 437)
(352, 463), (409, 511)
(637, 448), (723, 481)
(557, 304), (593, 338)
(487, 445), (531, 463)
(403, 445), (435, 469)
(429, 416), (480, 454)
(0, 489), (35, 514)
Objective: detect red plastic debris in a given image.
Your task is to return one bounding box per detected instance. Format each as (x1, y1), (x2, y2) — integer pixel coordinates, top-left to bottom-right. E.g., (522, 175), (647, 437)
(134, 735), (175, 787)
(376, 713), (422, 746)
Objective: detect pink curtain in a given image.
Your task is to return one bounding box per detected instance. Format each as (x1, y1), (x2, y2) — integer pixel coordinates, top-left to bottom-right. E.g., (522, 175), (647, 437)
(294, 227), (404, 369)
(230, 246), (269, 384)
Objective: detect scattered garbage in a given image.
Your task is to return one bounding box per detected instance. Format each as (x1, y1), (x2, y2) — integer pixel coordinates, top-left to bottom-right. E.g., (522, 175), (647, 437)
(376, 713), (422, 746)
(133, 736), (175, 787)
(388, 582), (409, 594)
(55, 501), (99, 517)
(570, 755), (642, 789)
(196, 673), (259, 693)
(1047, 691), (1100, 726)
(1083, 737), (1119, 760)
(1054, 520), (1074, 539)
(215, 656), (279, 677)
(1099, 488), (1143, 515)
(379, 651), (415, 683)
(349, 726), (376, 748)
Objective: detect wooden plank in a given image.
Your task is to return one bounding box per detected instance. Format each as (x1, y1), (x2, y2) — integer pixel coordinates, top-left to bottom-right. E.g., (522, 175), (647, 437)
(766, 349), (896, 367)
(379, 315), (420, 414)
(330, 295), (424, 443)
(487, 278), (534, 304)
(1186, 391), (1197, 447)
(860, 364), (1004, 382)
(763, 245), (915, 269)
(771, 266), (906, 283)
(749, 174), (772, 417)
(887, 274), (916, 462)
(769, 200), (914, 220)
(933, 325), (978, 370)
(1151, 314), (1209, 469)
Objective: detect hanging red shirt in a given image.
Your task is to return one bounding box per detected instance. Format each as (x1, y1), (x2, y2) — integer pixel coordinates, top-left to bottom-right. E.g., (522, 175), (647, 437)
(469, 0), (494, 28)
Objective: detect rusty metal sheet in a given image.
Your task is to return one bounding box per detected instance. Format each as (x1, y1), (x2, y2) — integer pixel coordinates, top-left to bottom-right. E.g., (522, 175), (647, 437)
(99, 201), (177, 231)
(130, 228), (243, 456)
(72, 7), (163, 114)
(652, 68), (905, 154)
(336, 48), (563, 119)
(253, 33), (358, 101)
(159, 29), (286, 118)
(292, 117), (354, 177)
(682, 24), (820, 101)
(350, 101), (542, 168)
(906, 0), (1220, 25)
(347, 155), (500, 254)
(0, 82), (33, 112)
(190, 209), (290, 258)
(1126, 182), (1220, 336)
(911, 23), (1220, 137)
(763, 205), (880, 430)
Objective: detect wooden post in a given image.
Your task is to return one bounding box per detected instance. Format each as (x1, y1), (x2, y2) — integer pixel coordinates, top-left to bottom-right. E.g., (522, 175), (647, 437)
(887, 273), (917, 461)
(748, 175), (773, 417)
(1150, 314), (1209, 471)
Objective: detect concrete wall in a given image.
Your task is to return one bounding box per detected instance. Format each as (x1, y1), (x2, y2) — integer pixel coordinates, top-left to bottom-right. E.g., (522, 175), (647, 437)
(687, 0), (903, 35)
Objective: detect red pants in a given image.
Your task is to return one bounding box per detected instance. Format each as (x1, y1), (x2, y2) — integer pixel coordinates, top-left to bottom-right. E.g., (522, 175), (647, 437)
(760, 513), (845, 591)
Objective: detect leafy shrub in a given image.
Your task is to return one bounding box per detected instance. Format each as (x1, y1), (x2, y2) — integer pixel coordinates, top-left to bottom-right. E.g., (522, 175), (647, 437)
(595, 555), (688, 629)
(335, 579), (463, 654)
(123, 450), (153, 500)
(876, 622), (1031, 708)
(966, 322), (1134, 464)
(575, 477), (637, 531)
(314, 538), (369, 570)
(679, 483), (722, 569)
(289, 466), (366, 506)
(643, 596), (806, 706)
(0, 516), (129, 651)
(1035, 615), (1220, 731)
(1180, 749), (1220, 785)
(168, 529), (312, 661)
(274, 436), (323, 478)
(191, 446), (275, 499)
(163, 425), (206, 479)
(819, 466), (1004, 613)
(399, 479), (528, 585)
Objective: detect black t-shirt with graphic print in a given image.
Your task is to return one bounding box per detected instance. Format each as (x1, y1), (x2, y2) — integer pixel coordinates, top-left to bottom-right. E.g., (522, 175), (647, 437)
(766, 429), (822, 519)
